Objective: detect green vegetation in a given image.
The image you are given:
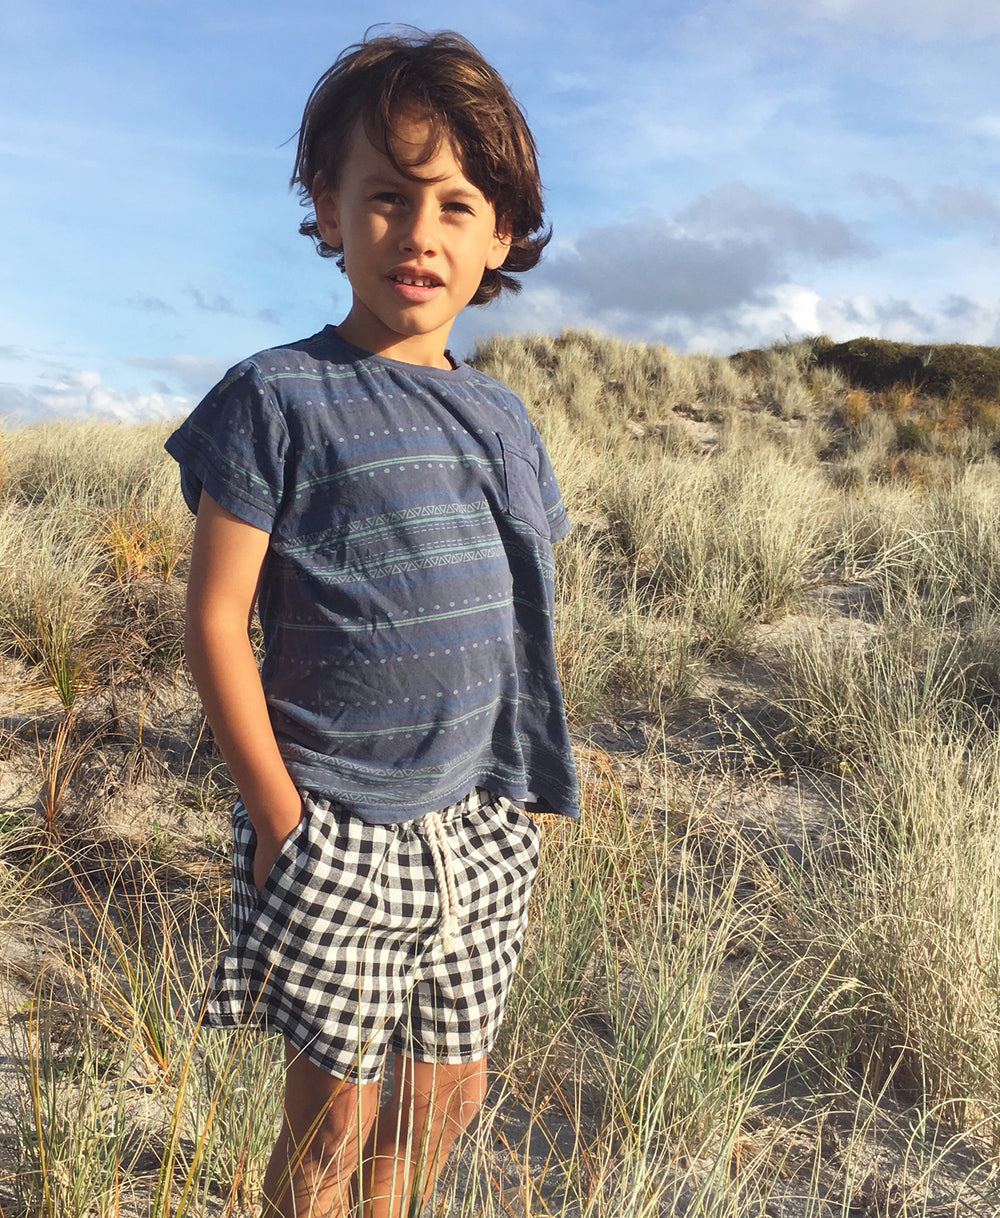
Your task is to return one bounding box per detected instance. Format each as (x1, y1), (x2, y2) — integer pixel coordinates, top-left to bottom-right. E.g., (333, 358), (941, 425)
(815, 336), (1000, 400)
(4, 329), (1000, 1213)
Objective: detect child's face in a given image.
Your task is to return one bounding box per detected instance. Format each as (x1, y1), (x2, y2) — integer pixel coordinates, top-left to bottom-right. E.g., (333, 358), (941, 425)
(314, 113), (511, 368)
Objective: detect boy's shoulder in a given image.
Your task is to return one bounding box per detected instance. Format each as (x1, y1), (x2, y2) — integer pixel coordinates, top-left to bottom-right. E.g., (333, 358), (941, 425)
(461, 363), (539, 433)
(196, 330), (337, 410)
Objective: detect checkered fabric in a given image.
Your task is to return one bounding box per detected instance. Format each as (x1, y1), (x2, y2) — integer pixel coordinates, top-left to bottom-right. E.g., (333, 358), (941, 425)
(202, 788), (540, 1084)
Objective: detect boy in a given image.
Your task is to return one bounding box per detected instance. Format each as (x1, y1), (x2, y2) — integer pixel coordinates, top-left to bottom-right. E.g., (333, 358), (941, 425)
(166, 28), (577, 1218)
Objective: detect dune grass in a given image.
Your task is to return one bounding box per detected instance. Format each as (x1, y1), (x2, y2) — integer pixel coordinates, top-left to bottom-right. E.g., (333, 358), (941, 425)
(0, 765), (854, 1217)
(4, 330), (1000, 1214)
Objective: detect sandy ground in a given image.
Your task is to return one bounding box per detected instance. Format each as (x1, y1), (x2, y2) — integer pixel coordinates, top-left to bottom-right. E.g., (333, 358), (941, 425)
(2, 569), (1000, 1215)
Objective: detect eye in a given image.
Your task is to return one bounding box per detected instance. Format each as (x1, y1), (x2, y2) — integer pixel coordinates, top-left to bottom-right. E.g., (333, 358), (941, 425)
(444, 200), (475, 214)
(372, 191), (404, 205)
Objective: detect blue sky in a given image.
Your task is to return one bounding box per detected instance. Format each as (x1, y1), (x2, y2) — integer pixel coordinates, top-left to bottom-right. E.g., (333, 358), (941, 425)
(2, 0), (999, 423)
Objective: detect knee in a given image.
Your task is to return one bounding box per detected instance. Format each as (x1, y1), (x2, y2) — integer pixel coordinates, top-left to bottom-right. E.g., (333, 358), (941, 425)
(419, 1061), (488, 1136)
(281, 1060), (378, 1170)
(449, 1073), (486, 1133)
(293, 1100), (373, 1169)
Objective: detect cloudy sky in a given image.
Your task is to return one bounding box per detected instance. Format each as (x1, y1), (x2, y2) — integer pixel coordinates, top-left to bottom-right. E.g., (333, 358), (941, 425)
(2, 0), (999, 423)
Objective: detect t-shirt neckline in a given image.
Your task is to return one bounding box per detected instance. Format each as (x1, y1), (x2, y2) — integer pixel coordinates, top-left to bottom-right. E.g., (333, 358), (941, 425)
(323, 326), (472, 381)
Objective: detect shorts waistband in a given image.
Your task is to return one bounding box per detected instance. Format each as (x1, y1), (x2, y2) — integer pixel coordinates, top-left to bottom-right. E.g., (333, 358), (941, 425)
(301, 786), (498, 828)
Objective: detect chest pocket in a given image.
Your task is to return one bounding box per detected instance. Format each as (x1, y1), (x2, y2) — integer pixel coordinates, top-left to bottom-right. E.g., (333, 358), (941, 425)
(498, 432), (549, 539)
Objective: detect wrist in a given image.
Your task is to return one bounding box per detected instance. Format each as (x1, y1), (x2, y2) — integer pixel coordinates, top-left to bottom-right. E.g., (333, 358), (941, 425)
(244, 790), (304, 843)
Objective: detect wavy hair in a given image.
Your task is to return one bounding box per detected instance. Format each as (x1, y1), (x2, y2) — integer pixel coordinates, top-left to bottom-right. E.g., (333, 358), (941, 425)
(290, 28), (549, 305)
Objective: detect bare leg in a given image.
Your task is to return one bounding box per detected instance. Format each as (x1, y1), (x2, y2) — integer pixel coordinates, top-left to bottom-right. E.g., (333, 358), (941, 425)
(361, 1055), (487, 1218)
(261, 1040), (380, 1218)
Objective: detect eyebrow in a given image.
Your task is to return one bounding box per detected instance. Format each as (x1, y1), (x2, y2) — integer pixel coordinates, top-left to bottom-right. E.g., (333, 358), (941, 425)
(361, 172), (405, 188)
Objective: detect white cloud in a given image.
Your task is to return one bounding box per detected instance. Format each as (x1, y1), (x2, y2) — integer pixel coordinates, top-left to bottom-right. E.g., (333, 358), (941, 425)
(487, 182), (998, 358)
(971, 114), (1000, 139)
(0, 368), (190, 426)
(682, 285), (826, 353)
(455, 284), (592, 353)
(467, 271), (1000, 358)
(466, 278), (830, 355)
(816, 293), (1000, 345)
(0, 384), (42, 423)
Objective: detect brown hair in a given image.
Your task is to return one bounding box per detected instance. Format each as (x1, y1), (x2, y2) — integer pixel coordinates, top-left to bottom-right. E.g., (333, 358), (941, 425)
(290, 28), (549, 305)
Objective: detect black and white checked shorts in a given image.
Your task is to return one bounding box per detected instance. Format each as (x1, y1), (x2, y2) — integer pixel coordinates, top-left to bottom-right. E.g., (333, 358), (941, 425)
(202, 788), (540, 1084)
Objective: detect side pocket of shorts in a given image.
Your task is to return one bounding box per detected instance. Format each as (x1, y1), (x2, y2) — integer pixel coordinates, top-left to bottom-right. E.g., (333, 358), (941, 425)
(231, 799), (311, 930)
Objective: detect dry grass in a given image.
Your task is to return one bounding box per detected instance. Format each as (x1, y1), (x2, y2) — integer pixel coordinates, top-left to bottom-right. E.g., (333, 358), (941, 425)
(4, 331), (1000, 1214)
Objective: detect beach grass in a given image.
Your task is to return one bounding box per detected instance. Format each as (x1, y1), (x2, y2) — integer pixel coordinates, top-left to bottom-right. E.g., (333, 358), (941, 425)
(3, 329), (1000, 1214)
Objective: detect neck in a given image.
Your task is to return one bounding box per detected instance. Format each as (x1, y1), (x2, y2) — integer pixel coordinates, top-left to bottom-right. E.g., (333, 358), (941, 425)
(334, 310), (454, 370)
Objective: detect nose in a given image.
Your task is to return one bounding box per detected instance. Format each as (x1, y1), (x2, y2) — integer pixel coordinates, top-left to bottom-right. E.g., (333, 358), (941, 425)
(398, 201), (438, 256)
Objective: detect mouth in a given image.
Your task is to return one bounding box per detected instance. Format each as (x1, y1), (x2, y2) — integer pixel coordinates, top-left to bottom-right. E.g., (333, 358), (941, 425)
(388, 269), (444, 289)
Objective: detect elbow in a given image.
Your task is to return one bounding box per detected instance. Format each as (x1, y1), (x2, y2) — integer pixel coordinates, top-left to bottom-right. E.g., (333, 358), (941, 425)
(183, 603), (252, 682)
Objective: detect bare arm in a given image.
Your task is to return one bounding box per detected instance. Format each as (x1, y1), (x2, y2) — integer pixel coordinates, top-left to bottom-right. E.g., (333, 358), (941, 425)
(185, 490), (303, 891)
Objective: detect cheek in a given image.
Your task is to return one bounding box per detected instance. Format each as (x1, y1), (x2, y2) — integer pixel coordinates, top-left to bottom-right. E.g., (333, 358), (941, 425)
(355, 214), (390, 247)
(338, 217), (389, 267)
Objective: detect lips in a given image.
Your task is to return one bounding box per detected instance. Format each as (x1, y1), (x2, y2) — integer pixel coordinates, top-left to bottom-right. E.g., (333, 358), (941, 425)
(386, 267), (445, 304)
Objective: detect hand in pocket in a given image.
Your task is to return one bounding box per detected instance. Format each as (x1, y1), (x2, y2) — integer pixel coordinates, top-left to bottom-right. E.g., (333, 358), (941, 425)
(252, 810), (304, 893)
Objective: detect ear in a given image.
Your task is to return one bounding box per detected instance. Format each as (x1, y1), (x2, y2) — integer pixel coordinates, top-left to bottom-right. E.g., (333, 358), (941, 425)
(312, 180), (343, 251)
(485, 228), (512, 271)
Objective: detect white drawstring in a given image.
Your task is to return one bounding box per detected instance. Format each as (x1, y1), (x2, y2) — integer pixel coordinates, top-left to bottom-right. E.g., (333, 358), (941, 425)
(420, 809), (461, 953)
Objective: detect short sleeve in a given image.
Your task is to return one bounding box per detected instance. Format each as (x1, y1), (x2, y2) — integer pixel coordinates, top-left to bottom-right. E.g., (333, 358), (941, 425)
(164, 362), (289, 534)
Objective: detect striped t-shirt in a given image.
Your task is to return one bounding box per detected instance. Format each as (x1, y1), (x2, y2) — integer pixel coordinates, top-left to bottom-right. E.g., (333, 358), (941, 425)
(165, 327), (578, 823)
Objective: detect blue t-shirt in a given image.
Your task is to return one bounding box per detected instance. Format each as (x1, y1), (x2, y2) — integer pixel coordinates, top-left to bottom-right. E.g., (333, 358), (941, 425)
(165, 327), (579, 823)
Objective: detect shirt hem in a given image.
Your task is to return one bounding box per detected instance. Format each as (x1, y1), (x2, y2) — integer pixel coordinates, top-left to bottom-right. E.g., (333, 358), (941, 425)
(283, 764), (579, 824)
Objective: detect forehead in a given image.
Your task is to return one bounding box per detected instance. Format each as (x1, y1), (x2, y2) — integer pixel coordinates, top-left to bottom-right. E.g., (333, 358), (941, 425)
(339, 111), (479, 189)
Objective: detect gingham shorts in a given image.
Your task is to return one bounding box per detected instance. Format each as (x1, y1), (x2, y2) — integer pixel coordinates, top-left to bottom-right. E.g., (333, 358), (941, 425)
(202, 788), (540, 1084)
